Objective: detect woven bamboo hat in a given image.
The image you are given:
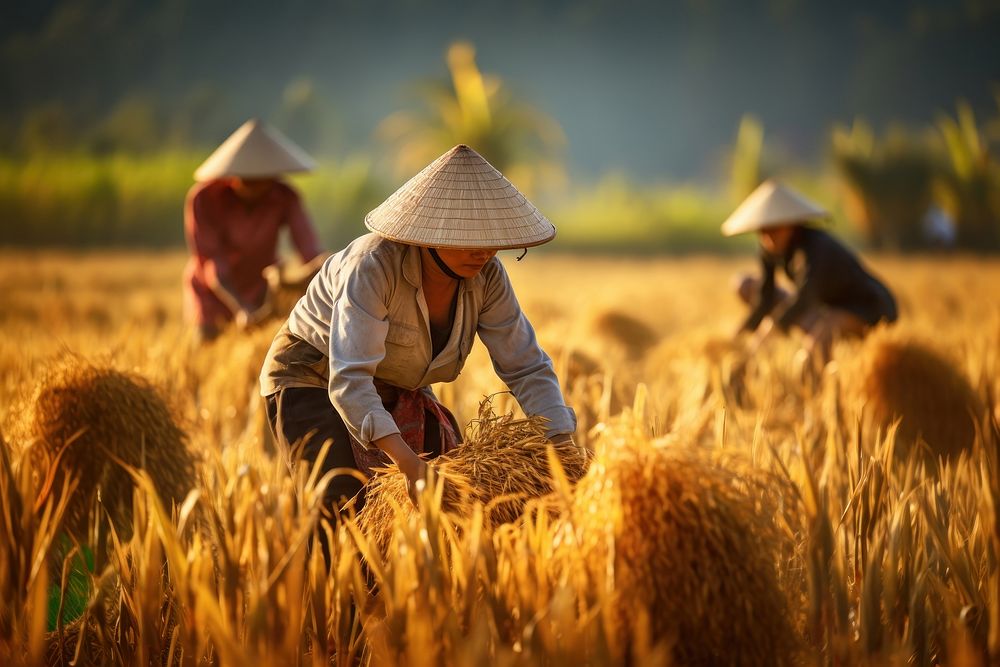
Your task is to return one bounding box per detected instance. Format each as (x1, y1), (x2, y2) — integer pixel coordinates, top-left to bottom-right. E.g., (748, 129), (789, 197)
(721, 180), (829, 236)
(364, 145), (556, 249)
(194, 119), (315, 181)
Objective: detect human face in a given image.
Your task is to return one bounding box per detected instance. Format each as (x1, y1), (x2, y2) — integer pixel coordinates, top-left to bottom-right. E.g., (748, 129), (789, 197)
(433, 247), (498, 278)
(231, 177), (276, 202)
(759, 225), (796, 255)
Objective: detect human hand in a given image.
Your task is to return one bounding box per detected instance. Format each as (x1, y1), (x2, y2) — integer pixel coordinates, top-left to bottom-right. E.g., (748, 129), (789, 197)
(234, 308), (251, 330)
(548, 433), (576, 448)
(403, 459), (430, 506)
(247, 297), (274, 327)
(374, 433), (430, 507)
(749, 319), (774, 353)
(234, 296), (273, 331)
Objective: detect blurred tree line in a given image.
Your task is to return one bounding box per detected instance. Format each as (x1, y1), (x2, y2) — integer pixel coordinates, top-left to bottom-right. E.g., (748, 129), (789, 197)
(3, 75), (1000, 251)
(10, 81), (339, 158)
(0, 38), (576, 250)
(2, 0), (1000, 251)
(4, 0), (1000, 161)
(832, 96), (1000, 251)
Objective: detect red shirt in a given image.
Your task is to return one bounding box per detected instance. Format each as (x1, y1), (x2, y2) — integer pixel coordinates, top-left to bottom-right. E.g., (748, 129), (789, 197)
(183, 179), (322, 326)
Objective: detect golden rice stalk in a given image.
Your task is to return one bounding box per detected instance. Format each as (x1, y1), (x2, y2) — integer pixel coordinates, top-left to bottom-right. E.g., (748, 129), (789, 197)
(548, 345), (604, 394)
(844, 329), (984, 460)
(12, 357), (197, 539)
(357, 404), (592, 554)
(562, 440), (802, 666)
(550, 346), (626, 438)
(588, 310), (659, 360)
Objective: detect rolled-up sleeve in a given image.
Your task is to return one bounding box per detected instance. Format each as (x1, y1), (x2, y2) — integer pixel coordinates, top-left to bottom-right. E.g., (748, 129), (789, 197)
(327, 253), (399, 448)
(741, 253), (776, 333)
(477, 262), (576, 437)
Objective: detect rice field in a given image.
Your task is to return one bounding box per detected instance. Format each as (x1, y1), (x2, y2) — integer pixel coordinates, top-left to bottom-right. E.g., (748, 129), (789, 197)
(1, 249), (999, 666)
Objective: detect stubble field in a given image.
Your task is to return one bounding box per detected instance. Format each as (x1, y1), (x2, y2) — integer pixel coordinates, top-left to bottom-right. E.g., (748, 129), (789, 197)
(1, 250), (999, 666)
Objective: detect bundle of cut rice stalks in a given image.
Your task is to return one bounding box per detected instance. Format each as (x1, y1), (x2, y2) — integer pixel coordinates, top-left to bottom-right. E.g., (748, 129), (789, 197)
(356, 403), (591, 555)
(840, 328), (984, 461)
(588, 309), (660, 361)
(557, 438), (803, 666)
(12, 357), (197, 540)
(1, 419), (123, 666)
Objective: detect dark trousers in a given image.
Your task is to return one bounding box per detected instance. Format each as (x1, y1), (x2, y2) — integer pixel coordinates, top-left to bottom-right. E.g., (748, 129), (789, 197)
(264, 386), (455, 515)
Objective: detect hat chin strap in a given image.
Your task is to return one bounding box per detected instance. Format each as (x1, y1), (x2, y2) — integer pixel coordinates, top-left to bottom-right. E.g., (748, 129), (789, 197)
(428, 248), (465, 280)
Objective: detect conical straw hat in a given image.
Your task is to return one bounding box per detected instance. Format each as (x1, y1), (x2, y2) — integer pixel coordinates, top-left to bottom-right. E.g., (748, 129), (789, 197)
(364, 145), (556, 249)
(721, 180), (829, 237)
(194, 119), (315, 181)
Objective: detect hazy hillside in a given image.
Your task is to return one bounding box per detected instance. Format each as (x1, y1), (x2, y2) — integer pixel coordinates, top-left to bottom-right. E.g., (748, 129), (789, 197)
(3, 0), (999, 179)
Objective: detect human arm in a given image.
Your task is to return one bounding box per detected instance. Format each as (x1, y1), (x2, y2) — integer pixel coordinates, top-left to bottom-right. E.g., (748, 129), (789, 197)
(373, 432), (428, 501)
(738, 253), (777, 335)
(476, 261), (576, 439)
(325, 252), (401, 447)
(772, 250), (825, 332)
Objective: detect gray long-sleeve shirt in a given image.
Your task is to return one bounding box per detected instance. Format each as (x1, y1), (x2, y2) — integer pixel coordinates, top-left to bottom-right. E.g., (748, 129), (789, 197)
(260, 233), (576, 446)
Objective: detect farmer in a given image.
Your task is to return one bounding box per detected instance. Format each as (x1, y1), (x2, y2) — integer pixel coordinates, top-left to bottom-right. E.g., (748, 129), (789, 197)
(260, 144), (576, 514)
(184, 119), (323, 342)
(724, 180), (898, 362)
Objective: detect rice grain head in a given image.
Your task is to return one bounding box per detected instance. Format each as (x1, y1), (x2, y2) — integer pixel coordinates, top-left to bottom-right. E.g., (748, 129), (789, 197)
(357, 405), (592, 555)
(13, 357), (197, 539)
(562, 439), (802, 666)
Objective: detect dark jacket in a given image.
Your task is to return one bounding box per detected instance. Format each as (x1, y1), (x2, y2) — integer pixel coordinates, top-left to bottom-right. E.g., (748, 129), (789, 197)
(743, 227), (898, 332)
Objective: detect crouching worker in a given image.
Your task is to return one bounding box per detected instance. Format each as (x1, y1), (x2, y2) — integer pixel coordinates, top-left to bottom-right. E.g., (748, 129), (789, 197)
(259, 145), (576, 521)
(723, 180), (898, 364)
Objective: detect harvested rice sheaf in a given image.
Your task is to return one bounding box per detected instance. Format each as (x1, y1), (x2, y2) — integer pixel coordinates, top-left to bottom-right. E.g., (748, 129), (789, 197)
(847, 330), (984, 460)
(563, 441), (802, 666)
(357, 406), (591, 554)
(588, 310), (660, 361)
(14, 358), (197, 538)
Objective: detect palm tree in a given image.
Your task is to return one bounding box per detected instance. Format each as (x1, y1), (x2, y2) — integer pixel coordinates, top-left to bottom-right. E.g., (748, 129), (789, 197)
(832, 121), (937, 250)
(377, 41), (566, 196)
(936, 101), (1000, 250)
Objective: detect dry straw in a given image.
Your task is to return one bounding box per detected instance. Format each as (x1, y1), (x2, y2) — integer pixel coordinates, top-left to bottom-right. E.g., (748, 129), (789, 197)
(561, 439), (802, 666)
(13, 358), (197, 539)
(550, 345), (625, 440)
(357, 404), (591, 554)
(843, 329), (984, 460)
(44, 571), (119, 666)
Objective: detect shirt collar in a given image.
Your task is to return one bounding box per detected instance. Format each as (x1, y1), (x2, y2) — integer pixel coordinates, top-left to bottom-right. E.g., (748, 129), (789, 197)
(401, 244), (480, 293)
(402, 243), (423, 288)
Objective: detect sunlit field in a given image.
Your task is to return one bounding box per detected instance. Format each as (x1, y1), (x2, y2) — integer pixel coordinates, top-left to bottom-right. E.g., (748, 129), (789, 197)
(2, 250), (999, 666)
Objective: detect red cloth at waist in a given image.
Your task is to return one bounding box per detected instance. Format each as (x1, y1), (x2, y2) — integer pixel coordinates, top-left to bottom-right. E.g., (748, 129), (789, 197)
(349, 380), (460, 478)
